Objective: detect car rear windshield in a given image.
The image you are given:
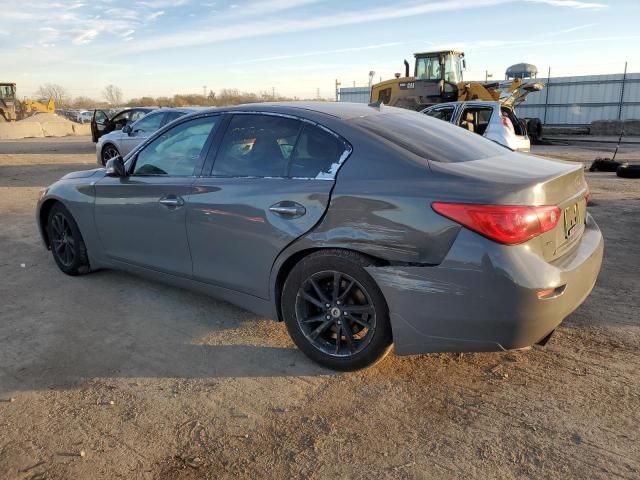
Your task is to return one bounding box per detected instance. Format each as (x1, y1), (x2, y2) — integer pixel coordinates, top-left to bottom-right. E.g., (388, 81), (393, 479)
(352, 111), (507, 162)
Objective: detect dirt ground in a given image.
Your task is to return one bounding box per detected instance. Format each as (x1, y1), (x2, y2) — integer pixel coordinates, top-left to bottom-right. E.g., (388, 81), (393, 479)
(1, 136), (639, 480)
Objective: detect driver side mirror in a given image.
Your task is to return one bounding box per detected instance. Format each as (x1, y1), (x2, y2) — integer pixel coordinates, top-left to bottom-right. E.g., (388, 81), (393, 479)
(122, 124), (132, 135)
(105, 156), (127, 177)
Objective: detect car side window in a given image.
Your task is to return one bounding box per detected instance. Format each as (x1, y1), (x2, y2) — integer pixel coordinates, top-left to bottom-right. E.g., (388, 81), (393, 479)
(458, 106), (493, 136)
(130, 110), (147, 122)
(131, 112), (165, 133)
(111, 111), (131, 128)
(425, 107), (454, 122)
(212, 114), (301, 177)
(132, 116), (219, 176)
(164, 111), (186, 125)
(288, 124), (347, 178)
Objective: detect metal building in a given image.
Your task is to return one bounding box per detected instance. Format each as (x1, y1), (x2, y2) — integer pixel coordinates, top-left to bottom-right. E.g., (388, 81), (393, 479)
(337, 87), (371, 104)
(516, 72), (640, 126)
(338, 72), (640, 126)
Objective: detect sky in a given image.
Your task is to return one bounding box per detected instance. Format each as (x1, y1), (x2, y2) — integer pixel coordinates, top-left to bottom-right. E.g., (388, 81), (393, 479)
(1, 0), (639, 101)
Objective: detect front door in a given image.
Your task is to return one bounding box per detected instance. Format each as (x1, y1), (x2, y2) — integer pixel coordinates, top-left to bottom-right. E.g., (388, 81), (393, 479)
(187, 113), (351, 299)
(91, 110), (110, 142)
(94, 114), (221, 276)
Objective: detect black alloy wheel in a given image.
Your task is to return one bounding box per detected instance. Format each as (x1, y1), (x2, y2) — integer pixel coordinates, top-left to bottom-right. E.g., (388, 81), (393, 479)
(296, 271), (376, 357)
(50, 212), (76, 268)
(47, 203), (90, 276)
(282, 250), (392, 371)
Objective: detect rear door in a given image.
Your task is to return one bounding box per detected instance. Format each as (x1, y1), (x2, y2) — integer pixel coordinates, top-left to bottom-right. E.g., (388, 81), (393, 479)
(457, 104), (494, 136)
(187, 113), (351, 299)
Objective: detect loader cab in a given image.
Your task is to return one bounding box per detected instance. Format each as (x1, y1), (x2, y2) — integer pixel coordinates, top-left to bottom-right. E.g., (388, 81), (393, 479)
(414, 51), (464, 84)
(370, 50), (465, 111)
(0, 83), (17, 122)
(0, 83), (16, 101)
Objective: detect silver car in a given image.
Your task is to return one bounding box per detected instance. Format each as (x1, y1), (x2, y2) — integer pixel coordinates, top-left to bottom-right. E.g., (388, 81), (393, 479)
(96, 108), (197, 165)
(422, 101), (530, 152)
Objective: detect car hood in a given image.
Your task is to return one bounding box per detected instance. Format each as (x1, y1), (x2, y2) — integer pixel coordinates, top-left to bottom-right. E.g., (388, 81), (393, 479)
(98, 130), (122, 144)
(61, 168), (105, 180)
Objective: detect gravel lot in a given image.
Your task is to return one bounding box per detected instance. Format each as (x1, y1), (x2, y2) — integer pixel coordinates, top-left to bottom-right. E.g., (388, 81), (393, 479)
(1, 136), (639, 479)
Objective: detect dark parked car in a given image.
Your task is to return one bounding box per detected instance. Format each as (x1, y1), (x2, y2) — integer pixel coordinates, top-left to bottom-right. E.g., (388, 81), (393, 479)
(37, 102), (603, 370)
(91, 107), (156, 142)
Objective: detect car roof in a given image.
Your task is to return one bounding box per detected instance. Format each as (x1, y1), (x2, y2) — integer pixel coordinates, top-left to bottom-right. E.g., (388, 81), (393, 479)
(428, 100), (503, 108)
(187, 101), (426, 121)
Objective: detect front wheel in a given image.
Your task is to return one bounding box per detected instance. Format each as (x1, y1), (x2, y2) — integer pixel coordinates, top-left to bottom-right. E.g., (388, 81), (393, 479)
(282, 250), (392, 371)
(101, 144), (120, 166)
(47, 203), (90, 276)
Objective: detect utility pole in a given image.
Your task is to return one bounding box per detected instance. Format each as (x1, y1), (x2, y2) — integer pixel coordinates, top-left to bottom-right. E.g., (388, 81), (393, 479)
(203, 85), (207, 97)
(272, 86), (275, 100)
(335, 79), (341, 102)
(618, 61), (628, 120)
(485, 70), (493, 82)
(316, 88), (320, 100)
(543, 67), (551, 126)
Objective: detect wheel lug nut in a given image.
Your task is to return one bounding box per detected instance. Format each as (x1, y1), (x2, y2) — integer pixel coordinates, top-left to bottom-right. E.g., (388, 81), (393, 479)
(326, 315), (330, 320)
(325, 303), (330, 308)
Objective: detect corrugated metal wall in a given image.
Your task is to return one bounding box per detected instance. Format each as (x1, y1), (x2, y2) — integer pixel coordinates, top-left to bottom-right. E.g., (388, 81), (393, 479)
(337, 87), (371, 104)
(515, 73), (640, 125)
(338, 73), (640, 125)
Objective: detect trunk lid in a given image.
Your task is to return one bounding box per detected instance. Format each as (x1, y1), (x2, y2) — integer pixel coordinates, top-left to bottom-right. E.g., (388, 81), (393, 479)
(428, 152), (589, 261)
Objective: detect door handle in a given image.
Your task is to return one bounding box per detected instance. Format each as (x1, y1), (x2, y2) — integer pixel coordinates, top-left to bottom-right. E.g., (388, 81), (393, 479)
(159, 195), (185, 208)
(269, 202), (306, 218)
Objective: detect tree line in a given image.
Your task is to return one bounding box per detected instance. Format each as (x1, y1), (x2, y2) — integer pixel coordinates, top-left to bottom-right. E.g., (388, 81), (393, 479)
(30, 83), (298, 110)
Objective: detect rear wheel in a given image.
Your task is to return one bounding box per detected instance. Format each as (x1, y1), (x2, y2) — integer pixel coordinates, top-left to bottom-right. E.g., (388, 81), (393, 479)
(101, 144), (120, 166)
(47, 203), (90, 276)
(282, 250), (392, 371)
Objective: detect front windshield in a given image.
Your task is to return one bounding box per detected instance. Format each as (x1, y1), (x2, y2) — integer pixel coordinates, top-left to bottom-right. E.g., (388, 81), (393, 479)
(415, 57), (441, 81)
(0, 85), (15, 98)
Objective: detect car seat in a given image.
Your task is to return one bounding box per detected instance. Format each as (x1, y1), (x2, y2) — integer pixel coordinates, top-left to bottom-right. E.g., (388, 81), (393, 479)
(461, 112), (475, 133)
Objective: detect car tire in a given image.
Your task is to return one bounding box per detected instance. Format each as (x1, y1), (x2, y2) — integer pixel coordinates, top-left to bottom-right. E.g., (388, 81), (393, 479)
(589, 158), (626, 172)
(101, 144), (120, 166)
(526, 118), (542, 142)
(281, 249), (393, 371)
(47, 203), (90, 276)
(616, 164), (640, 179)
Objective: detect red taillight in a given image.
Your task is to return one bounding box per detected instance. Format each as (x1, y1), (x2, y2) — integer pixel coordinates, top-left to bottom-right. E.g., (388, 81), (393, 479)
(432, 203), (561, 245)
(501, 115), (514, 132)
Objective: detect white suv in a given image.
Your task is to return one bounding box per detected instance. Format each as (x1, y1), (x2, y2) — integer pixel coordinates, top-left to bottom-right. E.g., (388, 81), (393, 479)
(421, 101), (530, 152)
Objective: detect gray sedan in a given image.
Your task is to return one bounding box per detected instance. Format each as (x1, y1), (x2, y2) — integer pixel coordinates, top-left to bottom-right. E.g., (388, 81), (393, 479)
(37, 102), (603, 370)
(95, 107), (198, 165)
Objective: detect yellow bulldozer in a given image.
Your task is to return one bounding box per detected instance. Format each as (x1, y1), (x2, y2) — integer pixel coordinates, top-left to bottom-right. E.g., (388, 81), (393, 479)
(0, 82), (56, 122)
(370, 51), (545, 139)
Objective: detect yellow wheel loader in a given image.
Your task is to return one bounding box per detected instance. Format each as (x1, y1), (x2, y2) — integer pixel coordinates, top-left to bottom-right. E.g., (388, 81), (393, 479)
(0, 82), (56, 122)
(370, 51), (545, 140)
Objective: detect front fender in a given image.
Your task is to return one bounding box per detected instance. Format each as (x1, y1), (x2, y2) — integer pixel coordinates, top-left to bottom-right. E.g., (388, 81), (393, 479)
(36, 175), (107, 269)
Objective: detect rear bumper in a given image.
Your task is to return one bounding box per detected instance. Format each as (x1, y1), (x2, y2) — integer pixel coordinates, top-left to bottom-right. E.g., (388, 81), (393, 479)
(366, 213), (604, 355)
